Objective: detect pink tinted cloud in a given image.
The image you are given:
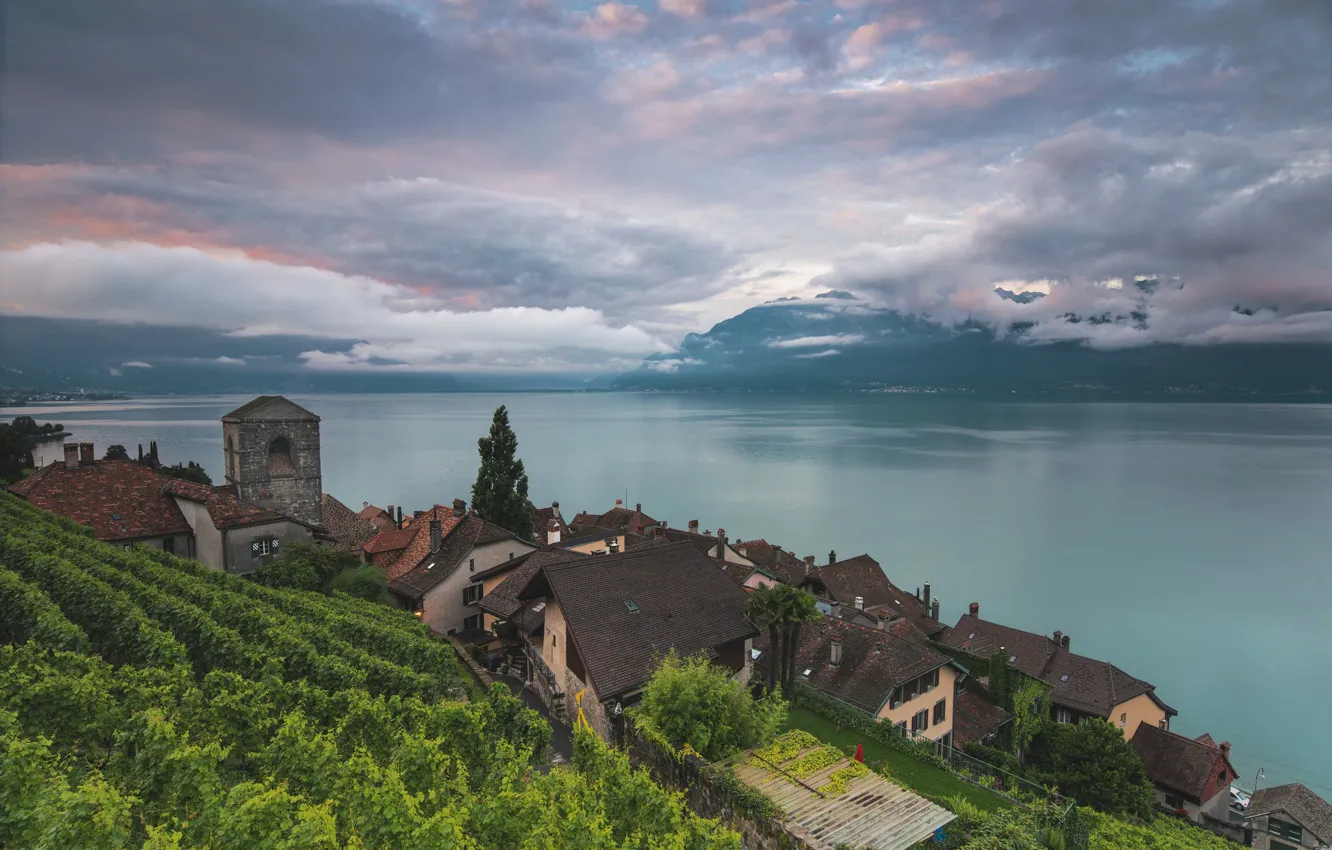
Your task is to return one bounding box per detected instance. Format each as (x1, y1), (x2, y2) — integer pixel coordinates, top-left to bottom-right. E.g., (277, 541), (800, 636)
(583, 3), (649, 38)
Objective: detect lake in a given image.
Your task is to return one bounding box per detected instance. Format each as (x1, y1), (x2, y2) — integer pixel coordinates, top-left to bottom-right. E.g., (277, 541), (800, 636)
(8, 392), (1331, 793)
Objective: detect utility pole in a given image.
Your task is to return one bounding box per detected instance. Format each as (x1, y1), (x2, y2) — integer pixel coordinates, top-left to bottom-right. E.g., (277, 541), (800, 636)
(1253, 767), (1264, 796)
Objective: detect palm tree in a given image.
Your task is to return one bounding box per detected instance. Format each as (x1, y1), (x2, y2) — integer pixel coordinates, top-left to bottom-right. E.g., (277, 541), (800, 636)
(773, 584), (820, 698)
(745, 584), (784, 695)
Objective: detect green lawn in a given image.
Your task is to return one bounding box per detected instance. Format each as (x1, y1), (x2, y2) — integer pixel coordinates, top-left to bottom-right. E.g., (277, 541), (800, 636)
(783, 706), (1012, 813)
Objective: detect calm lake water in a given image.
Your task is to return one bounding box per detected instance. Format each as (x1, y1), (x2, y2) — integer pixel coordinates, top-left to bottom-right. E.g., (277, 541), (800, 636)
(8, 392), (1332, 793)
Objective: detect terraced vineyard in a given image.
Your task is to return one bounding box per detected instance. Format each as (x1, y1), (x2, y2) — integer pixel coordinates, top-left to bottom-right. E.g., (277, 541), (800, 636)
(0, 492), (738, 849)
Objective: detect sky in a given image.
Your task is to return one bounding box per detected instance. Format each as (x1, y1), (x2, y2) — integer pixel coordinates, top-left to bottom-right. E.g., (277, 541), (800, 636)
(1, 0), (1329, 373)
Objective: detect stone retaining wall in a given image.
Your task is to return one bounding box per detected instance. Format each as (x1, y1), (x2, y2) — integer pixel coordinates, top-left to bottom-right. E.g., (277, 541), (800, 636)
(446, 635), (494, 694)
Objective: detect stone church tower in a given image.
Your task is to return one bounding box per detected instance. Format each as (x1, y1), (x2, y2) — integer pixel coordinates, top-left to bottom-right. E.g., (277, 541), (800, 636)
(221, 396), (323, 527)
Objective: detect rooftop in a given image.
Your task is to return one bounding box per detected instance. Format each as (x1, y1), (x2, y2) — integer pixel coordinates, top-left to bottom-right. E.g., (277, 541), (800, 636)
(9, 459), (192, 541)
(803, 555), (943, 636)
(1247, 784), (1332, 843)
(221, 395), (319, 422)
(321, 494), (380, 552)
(515, 540), (756, 699)
(1130, 722), (1235, 804)
(388, 513), (522, 600)
(477, 548), (590, 620)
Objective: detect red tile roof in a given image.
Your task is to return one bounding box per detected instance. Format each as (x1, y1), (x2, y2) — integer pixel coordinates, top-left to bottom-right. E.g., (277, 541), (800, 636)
(388, 514), (523, 600)
(321, 494), (379, 552)
(9, 460), (191, 542)
(377, 505), (466, 582)
(166, 479), (300, 530)
(363, 526), (416, 555)
(952, 690), (1012, 748)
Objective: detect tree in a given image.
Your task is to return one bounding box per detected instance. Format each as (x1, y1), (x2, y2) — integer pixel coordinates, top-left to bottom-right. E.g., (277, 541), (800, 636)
(326, 565), (391, 605)
(1025, 719), (1155, 819)
(745, 585), (785, 694)
(103, 445), (131, 461)
(637, 651), (786, 762)
(745, 583), (820, 700)
(470, 406), (533, 540)
(0, 424), (33, 484)
(159, 461), (212, 486)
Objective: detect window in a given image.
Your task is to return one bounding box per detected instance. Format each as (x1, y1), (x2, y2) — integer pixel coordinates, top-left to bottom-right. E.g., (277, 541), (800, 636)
(888, 687), (901, 710)
(933, 699), (947, 724)
(267, 435), (295, 477)
(251, 537), (279, 559)
(926, 668), (940, 691)
(463, 614), (482, 631)
(1158, 719), (1168, 729)
(1165, 793), (1184, 810)
(551, 634), (557, 647)
(1056, 708), (1073, 724)
(469, 558), (475, 571)
(463, 584), (484, 605)
(1268, 819), (1302, 843)
(508, 552), (514, 560)
(894, 721), (907, 736)
(1217, 770), (1227, 784)
(163, 538), (175, 555)
(1119, 712), (1127, 727)
(911, 709), (929, 733)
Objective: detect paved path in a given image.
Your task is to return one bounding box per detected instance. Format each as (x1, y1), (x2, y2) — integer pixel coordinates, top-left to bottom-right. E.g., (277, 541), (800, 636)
(497, 673), (573, 767)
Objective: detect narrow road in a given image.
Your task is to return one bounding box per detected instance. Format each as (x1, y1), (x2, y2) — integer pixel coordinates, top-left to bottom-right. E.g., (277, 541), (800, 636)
(497, 673), (573, 768)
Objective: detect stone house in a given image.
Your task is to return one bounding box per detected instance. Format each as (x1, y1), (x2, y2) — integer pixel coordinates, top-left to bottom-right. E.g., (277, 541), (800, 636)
(1129, 722), (1238, 822)
(800, 552), (947, 638)
(221, 396), (324, 528)
(1246, 784), (1332, 850)
(509, 540), (757, 742)
(9, 443), (320, 572)
(942, 603), (1176, 739)
(759, 615), (965, 747)
(383, 499), (536, 639)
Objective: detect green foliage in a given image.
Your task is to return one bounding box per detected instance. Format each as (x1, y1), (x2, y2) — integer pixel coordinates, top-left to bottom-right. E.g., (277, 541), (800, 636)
(940, 793), (993, 833)
(1025, 720), (1154, 819)
(711, 766), (780, 819)
(0, 491), (735, 848)
(327, 565), (392, 605)
(158, 460), (213, 486)
(794, 683), (951, 771)
(103, 444), (131, 461)
(751, 729), (820, 765)
(252, 542), (376, 601)
(637, 650), (787, 762)
(744, 583), (820, 699)
(469, 405), (533, 540)
(822, 761), (869, 797)
(1011, 678), (1052, 755)
(963, 742), (1020, 774)
(0, 424), (33, 483)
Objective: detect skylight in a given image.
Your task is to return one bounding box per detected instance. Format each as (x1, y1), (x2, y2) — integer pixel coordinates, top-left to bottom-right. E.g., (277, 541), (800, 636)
(625, 599), (639, 614)
(968, 632), (976, 639)
(532, 602), (546, 613)
(1009, 655), (1017, 663)
(802, 668), (812, 677)
(111, 513), (121, 521)
(1060, 674), (1069, 682)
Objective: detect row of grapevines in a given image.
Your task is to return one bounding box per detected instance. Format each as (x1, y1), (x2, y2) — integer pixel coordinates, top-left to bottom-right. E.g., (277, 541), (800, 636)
(0, 566), (87, 651)
(0, 534), (188, 669)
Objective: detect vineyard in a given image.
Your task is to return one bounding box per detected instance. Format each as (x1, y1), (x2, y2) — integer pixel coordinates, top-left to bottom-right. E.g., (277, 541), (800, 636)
(0, 492), (739, 849)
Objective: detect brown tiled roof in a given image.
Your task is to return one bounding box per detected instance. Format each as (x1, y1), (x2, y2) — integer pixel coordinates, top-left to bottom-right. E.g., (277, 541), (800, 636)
(378, 505), (465, 580)
(756, 615), (952, 714)
(165, 478), (302, 531)
(942, 614), (1175, 720)
(515, 541), (756, 699)
(952, 690), (1012, 748)
(1248, 784), (1332, 843)
(736, 539), (811, 584)
(9, 460), (191, 542)
(321, 494), (379, 552)
(721, 561), (759, 587)
(478, 549), (590, 620)
(572, 504), (658, 533)
(528, 502), (566, 544)
(387, 514), (524, 600)
(555, 525), (619, 549)
(363, 526), (416, 555)
(1130, 723), (1236, 804)
(802, 555), (944, 636)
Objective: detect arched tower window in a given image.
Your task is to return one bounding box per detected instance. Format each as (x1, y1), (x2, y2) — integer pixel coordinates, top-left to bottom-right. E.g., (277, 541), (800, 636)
(226, 435), (236, 480)
(267, 435), (295, 477)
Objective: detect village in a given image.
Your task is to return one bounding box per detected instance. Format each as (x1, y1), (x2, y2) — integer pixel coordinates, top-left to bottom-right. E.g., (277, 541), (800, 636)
(8, 394), (1330, 850)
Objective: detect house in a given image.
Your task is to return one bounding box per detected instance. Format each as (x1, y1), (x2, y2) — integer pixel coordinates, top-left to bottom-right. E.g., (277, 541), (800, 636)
(473, 548), (589, 633)
(1129, 722), (1238, 822)
(734, 539), (815, 586)
(321, 494), (379, 553)
(951, 689), (1012, 748)
(759, 615), (965, 747)
(942, 603), (1176, 739)
(555, 525), (625, 555)
(221, 395), (323, 527)
(1246, 784), (1332, 850)
(658, 524), (754, 566)
(8, 443), (322, 572)
(383, 499), (537, 639)
(358, 503), (396, 532)
(474, 548), (591, 678)
(800, 552), (946, 638)
(528, 501), (566, 545)
(568, 500), (659, 534)
(509, 540), (757, 741)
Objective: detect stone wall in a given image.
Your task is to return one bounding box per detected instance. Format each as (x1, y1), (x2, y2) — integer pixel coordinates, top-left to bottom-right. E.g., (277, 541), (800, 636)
(227, 418), (323, 527)
(624, 720), (817, 850)
(447, 635), (494, 695)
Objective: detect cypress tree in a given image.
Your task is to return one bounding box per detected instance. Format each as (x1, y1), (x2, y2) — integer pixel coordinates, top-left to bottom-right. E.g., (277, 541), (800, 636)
(137, 444), (143, 462)
(469, 406), (533, 540)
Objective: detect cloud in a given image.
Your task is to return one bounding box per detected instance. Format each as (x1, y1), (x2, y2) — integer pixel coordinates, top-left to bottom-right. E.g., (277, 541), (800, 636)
(793, 348), (841, 358)
(646, 357), (705, 372)
(121, 360), (153, 368)
(0, 241), (675, 372)
(767, 333), (865, 348)
(214, 356), (246, 366)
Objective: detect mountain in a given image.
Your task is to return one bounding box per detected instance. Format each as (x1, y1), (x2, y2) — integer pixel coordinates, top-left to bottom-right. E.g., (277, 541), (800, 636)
(613, 294), (1332, 398)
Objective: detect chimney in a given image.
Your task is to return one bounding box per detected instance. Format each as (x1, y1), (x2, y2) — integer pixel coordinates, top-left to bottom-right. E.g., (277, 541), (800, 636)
(1220, 741), (1231, 755)
(79, 443), (94, 466)
(969, 602), (979, 617)
(688, 519), (699, 534)
(1053, 630), (1063, 647)
(452, 498), (466, 517)
(547, 519), (561, 545)
(387, 503), (394, 521)
(63, 443), (80, 466)
(830, 635), (842, 666)
(615, 498), (623, 509)
(854, 596), (864, 611)
(829, 601), (841, 618)
(716, 528), (727, 559)
(363, 501), (369, 508)
(1061, 634), (1070, 651)
(607, 537), (619, 554)
(931, 598), (941, 622)
(653, 526), (666, 540)
(877, 617), (887, 631)
(396, 506), (403, 530)
(803, 554), (815, 576)
(429, 519), (442, 553)
(635, 502), (641, 513)
(828, 550), (837, 565)
(923, 582), (931, 610)
(552, 501), (559, 509)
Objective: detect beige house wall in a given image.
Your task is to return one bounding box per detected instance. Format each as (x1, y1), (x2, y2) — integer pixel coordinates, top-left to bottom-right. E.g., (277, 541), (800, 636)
(543, 597), (570, 682)
(875, 665), (958, 743)
(1112, 692), (1168, 740)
